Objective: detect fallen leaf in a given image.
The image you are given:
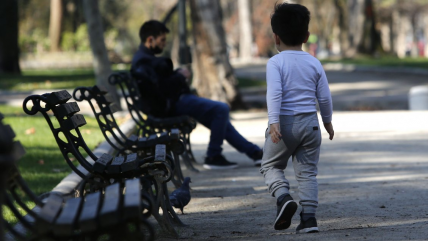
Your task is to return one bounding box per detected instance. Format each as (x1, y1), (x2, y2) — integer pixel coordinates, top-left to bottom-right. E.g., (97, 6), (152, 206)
(25, 127), (36, 135)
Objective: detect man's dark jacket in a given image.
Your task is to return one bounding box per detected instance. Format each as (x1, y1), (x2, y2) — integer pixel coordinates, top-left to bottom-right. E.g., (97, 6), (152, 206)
(131, 45), (190, 117)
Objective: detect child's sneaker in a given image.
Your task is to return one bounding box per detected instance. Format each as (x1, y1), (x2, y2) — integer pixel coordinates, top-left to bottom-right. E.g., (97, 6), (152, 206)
(296, 216), (319, 234)
(273, 194), (297, 230)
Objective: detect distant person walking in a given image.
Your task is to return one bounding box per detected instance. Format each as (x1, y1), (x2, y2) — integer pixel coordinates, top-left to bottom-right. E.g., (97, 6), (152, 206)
(260, 3), (334, 234)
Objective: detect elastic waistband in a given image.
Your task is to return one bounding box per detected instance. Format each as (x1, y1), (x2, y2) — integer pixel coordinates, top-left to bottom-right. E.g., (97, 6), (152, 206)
(279, 112), (317, 124)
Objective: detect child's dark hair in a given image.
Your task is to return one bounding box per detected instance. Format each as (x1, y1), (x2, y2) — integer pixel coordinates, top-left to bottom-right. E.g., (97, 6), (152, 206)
(139, 20), (170, 43)
(271, 3), (310, 46)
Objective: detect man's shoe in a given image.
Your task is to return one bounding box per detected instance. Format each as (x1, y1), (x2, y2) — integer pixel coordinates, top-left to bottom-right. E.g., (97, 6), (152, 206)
(203, 155), (238, 170)
(250, 150), (263, 166)
(296, 216), (319, 234)
(273, 194), (297, 230)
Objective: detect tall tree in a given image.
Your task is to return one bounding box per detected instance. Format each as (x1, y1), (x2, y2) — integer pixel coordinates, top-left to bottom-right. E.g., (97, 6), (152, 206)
(49, 0), (63, 52)
(334, 0), (365, 58)
(358, 0), (381, 54)
(238, 0), (253, 60)
(189, 0), (246, 109)
(82, 0), (121, 108)
(0, 0), (20, 74)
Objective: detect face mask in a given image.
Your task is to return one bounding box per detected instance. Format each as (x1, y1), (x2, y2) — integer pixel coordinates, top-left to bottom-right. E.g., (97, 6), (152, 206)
(149, 38), (163, 54)
(150, 46), (163, 54)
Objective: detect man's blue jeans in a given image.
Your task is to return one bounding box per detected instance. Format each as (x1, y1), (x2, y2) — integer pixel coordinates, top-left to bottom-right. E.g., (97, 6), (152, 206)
(174, 94), (260, 158)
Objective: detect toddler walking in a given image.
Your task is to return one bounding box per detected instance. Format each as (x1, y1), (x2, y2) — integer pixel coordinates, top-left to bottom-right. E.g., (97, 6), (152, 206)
(260, 2), (334, 234)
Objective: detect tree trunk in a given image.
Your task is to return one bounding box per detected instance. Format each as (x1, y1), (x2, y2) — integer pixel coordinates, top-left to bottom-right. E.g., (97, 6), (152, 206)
(334, 0), (366, 58)
(82, 0), (121, 108)
(49, 0), (63, 52)
(391, 2), (411, 58)
(346, 0), (365, 56)
(0, 0), (20, 74)
(334, 0), (350, 57)
(238, 0), (252, 60)
(358, 0), (381, 54)
(189, 0), (246, 109)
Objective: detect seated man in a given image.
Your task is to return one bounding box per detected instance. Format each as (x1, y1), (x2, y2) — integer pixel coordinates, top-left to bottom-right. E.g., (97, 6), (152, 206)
(131, 20), (262, 170)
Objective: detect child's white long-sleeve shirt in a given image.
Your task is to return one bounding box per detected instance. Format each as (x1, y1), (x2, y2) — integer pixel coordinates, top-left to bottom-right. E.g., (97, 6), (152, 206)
(266, 50), (333, 124)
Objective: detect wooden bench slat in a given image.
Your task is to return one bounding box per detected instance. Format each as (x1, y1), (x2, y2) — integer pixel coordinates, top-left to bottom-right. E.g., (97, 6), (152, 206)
(155, 144), (166, 162)
(37, 194), (63, 232)
(99, 183), (121, 228)
(121, 153), (138, 172)
(108, 156), (125, 174)
(146, 134), (158, 146)
(126, 134), (138, 146)
(46, 90), (72, 106)
(78, 192), (101, 233)
(54, 197), (83, 236)
(158, 132), (169, 142)
(170, 128), (180, 139)
(128, 134), (138, 142)
(123, 179), (141, 220)
(55, 102), (80, 119)
(93, 153), (113, 173)
(63, 114), (87, 130)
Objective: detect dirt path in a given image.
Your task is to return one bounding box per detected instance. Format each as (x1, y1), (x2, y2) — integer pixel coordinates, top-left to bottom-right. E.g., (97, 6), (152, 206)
(156, 110), (428, 240)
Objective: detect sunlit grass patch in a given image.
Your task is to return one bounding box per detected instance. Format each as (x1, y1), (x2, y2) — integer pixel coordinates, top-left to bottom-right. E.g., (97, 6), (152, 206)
(0, 105), (105, 195)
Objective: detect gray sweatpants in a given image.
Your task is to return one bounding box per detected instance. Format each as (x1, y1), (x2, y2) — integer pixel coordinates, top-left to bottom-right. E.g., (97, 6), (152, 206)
(260, 112), (321, 214)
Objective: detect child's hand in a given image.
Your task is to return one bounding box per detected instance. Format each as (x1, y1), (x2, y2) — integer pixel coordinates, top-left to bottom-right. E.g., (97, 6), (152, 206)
(323, 122), (334, 140)
(269, 123), (282, 143)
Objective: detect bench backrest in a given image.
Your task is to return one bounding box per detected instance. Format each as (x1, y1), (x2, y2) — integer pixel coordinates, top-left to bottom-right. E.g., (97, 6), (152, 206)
(1, 113), (158, 240)
(23, 91), (101, 179)
(23, 91), (173, 182)
(108, 72), (155, 134)
(73, 85), (131, 152)
(0, 112), (62, 240)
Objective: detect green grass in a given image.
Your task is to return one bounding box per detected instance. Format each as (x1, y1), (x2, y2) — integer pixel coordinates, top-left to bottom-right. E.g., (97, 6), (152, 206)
(0, 68), (96, 91)
(321, 56), (428, 69)
(0, 64), (131, 91)
(1, 104), (106, 223)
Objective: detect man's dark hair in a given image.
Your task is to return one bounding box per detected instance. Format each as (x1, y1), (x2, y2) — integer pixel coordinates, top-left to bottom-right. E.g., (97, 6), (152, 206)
(271, 3), (310, 46)
(139, 20), (170, 43)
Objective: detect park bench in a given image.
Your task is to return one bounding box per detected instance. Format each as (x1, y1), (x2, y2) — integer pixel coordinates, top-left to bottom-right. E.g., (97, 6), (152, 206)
(72, 85), (187, 189)
(108, 72), (199, 173)
(22, 91), (185, 236)
(0, 112), (155, 240)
